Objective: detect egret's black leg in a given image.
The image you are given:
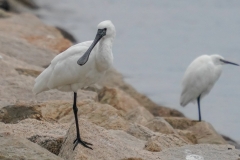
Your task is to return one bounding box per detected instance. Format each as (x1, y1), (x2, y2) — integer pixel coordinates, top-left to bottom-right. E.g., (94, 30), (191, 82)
(197, 95), (201, 122)
(72, 92), (93, 150)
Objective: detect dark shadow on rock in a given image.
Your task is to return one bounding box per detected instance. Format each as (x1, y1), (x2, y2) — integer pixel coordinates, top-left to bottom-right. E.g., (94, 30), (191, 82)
(0, 0), (10, 11)
(28, 135), (64, 155)
(0, 104), (42, 123)
(56, 26), (77, 44)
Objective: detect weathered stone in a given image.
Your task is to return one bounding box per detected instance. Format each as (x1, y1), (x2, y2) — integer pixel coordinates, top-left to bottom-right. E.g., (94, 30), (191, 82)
(0, 13), (72, 57)
(0, 119), (69, 154)
(98, 86), (154, 125)
(60, 119), (183, 160)
(164, 117), (198, 130)
(35, 100), (128, 131)
(83, 103), (129, 130)
(144, 134), (189, 152)
(148, 105), (185, 117)
(15, 67), (41, 77)
(164, 117), (227, 145)
(145, 117), (175, 134)
(98, 86), (141, 113)
(188, 121), (227, 144)
(124, 107), (154, 125)
(0, 9), (11, 17)
(28, 135), (64, 155)
(126, 123), (155, 141)
(0, 132), (63, 160)
(59, 119), (145, 160)
(0, 104), (42, 123)
(176, 129), (197, 144)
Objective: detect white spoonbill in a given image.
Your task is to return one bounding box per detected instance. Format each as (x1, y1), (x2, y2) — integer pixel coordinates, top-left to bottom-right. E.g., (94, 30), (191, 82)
(33, 20), (116, 150)
(180, 54), (239, 121)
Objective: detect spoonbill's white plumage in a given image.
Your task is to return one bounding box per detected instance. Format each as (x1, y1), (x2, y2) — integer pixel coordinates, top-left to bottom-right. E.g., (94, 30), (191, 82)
(180, 54), (239, 121)
(33, 20), (116, 150)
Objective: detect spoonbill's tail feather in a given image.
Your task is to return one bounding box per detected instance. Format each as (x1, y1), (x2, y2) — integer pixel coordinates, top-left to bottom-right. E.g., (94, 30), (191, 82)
(33, 66), (52, 94)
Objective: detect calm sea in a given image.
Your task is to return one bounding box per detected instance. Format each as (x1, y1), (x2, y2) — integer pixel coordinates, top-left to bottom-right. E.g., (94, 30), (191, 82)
(34, 0), (240, 141)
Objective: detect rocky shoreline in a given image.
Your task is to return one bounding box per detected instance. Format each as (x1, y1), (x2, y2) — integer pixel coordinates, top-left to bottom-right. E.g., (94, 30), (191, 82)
(0, 2), (240, 160)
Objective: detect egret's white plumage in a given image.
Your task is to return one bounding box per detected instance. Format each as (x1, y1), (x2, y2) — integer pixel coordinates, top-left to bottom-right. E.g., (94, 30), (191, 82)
(180, 54), (239, 121)
(33, 20), (116, 149)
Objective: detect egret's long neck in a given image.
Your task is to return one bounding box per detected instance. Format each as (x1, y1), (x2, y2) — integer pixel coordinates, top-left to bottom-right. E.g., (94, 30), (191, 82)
(95, 37), (114, 72)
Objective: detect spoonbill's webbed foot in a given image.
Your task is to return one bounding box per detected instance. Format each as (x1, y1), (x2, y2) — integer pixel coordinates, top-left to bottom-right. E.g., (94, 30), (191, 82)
(73, 137), (93, 150)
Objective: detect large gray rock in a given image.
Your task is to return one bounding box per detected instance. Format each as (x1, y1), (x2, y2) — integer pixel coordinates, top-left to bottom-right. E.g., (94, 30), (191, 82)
(0, 132), (63, 160)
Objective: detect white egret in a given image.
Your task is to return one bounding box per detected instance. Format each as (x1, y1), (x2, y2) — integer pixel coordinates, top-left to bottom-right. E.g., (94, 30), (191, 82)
(180, 54), (239, 121)
(33, 20), (116, 150)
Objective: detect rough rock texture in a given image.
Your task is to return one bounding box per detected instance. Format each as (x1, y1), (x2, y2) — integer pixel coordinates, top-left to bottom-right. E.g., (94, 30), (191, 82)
(98, 86), (154, 125)
(28, 135), (64, 155)
(0, 119), (69, 155)
(0, 132), (63, 160)
(0, 103), (44, 123)
(126, 123), (155, 141)
(59, 120), (240, 160)
(144, 134), (189, 152)
(0, 13), (71, 53)
(164, 117), (198, 130)
(59, 119), (188, 160)
(145, 117), (176, 134)
(176, 129), (197, 144)
(188, 121), (227, 144)
(165, 117), (227, 144)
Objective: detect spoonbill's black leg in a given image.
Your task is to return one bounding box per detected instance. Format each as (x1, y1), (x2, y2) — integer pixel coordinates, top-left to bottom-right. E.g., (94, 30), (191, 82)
(197, 95), (201, 122)
(72, 92), (93, 150)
